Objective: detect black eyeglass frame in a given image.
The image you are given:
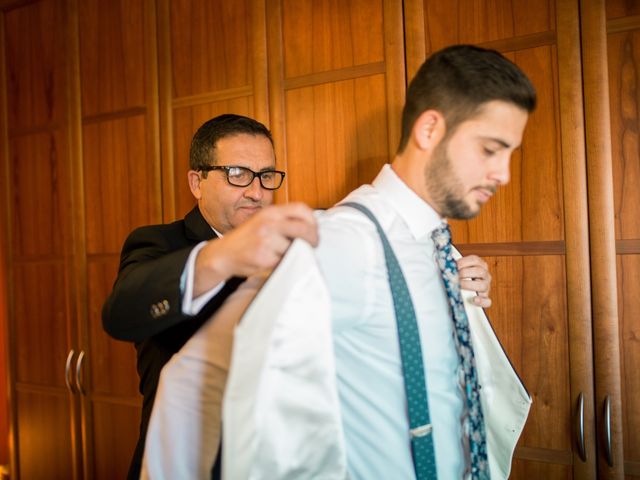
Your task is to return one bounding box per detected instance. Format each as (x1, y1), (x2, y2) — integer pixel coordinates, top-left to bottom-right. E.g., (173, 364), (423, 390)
(200, 165), (286, 190)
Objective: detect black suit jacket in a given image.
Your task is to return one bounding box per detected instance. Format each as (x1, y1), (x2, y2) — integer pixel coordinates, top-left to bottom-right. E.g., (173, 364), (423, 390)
(102, 206), (243, 480)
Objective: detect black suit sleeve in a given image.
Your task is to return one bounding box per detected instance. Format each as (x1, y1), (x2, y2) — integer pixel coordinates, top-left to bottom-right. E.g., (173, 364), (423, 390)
(102, 224), (199, 342)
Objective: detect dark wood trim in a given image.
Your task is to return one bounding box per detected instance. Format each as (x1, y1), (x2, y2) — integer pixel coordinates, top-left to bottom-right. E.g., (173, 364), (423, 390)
(514, 446), (573, 465)
(89, 394), (142, 408)
(157, 0), (175, 222)
(616, 239), (640, 254)
(0, 0), (38, 12)
(476, 30), (557, 53)
(82, 106), (147, 125)
(0, 9), (18, 478)
(580, 0), (625, 477)
(145, 0), (162, 225)
(265, 0), (288, 204)
(283, 62), (386, 91)
(8, 122), (62, 138)
(456, 240), (565, 256)
(251, 0), (269, 126)
(402, 0), (426, 83)
(383, 0), (405, 159)
(607, 15), (640, 34)
(557, 0), (597, 477)
(65, 1), (86, 478)
(626, 461), (640, 476)
(171, 86), (253, 109)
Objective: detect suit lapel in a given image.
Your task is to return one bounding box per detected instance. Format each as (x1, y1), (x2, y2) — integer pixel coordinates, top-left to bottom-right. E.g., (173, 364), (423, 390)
(184, 206), (217, 242)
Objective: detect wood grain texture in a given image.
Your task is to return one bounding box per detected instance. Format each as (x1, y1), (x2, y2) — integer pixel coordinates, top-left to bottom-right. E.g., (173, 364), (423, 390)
(170, 0), (252, 98)
(78, 0), (146, 116)
(556, 0), (597, 476)
(10, 131), (69, 258)
(4, 0), (66, 132)
(13, 262), (70, 387)
(82, 114), (159, 255)
(281, 0), (384, 78)
(16, 389), (74, 479)
(87, 258), (139, 398)
(284, 75), (388, 208)
(581, 0), (625, 477)
(487, 256), (571, 453)
(511, 458), (572, 479)
(606, 0), (640, 20)
(616, 255), (640, 469)
(172, 99), (254, 219)
(421, 0), (555, 54)
(451, 47), (564, 244)
(608, 30), (640, 241)
(88, 400), (141, 480)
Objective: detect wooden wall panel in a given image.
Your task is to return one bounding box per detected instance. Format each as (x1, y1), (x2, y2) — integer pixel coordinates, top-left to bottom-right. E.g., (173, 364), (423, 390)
(616, 255), (640, 469)
(16, 390), (74, 479)
(172, 98), (255, 218)
(9, 132), (69, 258)
(488, 256), (571, 452)
(608, 31), (640, 241)
(87, 259), (139, 397)
(282, 0), (384, 77)
(3, 0), (65, 132)
(269, 0), (404, 209)
(170, 0), (252, 98)
(13, 262), (70, 387)
(511, 458), (572, 479)
(606, 0), (640, 19)
(450, 46), (564, 244)
(89, 401), (141, 480)
(423, 0), (555, 53)
(79, 0), (146, 116)
(83, 115), (155, 255)
(285, 75), (388, 207)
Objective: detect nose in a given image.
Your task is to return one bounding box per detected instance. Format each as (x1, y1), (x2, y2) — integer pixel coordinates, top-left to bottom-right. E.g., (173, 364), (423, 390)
(243, 176), (265, 201)
(488, 154), (511, 186)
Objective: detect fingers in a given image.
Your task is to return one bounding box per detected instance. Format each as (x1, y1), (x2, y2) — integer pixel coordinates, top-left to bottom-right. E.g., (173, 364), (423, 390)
(457, 254), (493, 308)
(470, 293), (492, 309)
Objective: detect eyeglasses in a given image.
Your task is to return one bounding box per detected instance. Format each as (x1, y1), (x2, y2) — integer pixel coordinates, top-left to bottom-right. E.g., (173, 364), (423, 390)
(200, 165), (286, 190)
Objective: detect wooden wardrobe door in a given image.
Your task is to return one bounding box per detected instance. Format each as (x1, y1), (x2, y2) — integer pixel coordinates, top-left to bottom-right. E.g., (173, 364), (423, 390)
(265, 0), (406, 208)
(157, 0), (269, 220)
(77, 0), (159, 476)
(606, 1), (640, 477)
(2, 0), (80, 478)
(405, 1), (594, 478)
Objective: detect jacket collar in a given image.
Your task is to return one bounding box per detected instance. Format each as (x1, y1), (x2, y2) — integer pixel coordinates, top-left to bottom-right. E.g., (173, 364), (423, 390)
(184, 205), (217, 242)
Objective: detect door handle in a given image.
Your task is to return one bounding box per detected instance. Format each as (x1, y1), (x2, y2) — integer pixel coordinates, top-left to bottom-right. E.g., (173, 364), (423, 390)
(75, 350), (86, 396)
(576, 392), (586, 461)
(604, 395), (613, 466)
(65, 350), (77, 394)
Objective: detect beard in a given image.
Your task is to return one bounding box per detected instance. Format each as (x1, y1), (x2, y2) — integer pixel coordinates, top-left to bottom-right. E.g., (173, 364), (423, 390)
(424, 139), (480, 220)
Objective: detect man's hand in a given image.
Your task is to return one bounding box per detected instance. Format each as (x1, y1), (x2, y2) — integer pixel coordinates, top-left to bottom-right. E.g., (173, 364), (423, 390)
(193, 203), (317, 296)
(457, 255), (492, 308)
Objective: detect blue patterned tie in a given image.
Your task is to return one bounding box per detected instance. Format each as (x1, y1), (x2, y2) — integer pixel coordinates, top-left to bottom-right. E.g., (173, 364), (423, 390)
(341, 202), (437, 479)
(432, 223), (490, 480)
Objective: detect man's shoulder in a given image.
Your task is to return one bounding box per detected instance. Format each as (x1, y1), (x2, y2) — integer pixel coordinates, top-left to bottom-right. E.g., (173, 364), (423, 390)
(319, 185), (396, 233)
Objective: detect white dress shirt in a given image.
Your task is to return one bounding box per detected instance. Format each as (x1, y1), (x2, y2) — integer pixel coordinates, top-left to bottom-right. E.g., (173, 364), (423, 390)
(315, 164), (465, 479)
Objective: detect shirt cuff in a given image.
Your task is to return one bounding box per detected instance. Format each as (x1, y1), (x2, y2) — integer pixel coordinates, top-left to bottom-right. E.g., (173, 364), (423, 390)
(181, 241), (226, 316)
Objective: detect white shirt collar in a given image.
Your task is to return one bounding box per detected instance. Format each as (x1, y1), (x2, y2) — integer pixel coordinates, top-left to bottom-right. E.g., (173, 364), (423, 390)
(372, 164), (445, 240)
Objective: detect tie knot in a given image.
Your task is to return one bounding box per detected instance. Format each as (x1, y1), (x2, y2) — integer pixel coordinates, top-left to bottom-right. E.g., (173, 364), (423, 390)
(431, 223), (451, 249)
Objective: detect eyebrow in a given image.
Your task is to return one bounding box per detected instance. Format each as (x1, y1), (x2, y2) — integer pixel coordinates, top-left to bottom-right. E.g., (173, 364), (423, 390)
(480, 137), (513, 149)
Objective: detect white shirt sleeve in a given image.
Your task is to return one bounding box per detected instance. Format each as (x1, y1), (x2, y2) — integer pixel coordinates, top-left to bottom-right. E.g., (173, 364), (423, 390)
(181, 241), (226, 316)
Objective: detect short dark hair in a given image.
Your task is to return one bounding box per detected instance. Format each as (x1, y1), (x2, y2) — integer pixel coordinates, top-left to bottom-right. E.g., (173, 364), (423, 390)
(397, 44), (536, 153)
(189, 114), (274, 173)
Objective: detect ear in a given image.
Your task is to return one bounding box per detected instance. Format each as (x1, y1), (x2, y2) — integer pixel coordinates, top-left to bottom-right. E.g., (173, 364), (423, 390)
(188, 170), (203, 200)
(412, 110), (446, 151)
